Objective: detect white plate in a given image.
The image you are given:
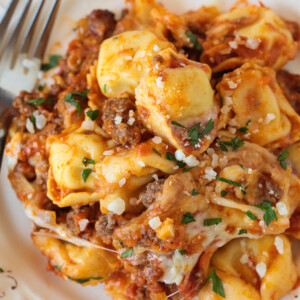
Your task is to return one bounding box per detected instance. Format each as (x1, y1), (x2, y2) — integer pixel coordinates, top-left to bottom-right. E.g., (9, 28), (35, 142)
(0, 0), (299, 299)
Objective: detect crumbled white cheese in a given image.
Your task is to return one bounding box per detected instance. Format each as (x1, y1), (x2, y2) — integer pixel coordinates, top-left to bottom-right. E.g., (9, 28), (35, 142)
(219, 156), (228, 168)
(152, 174), (159, 181)
(103, 150), (114, 156)
(211, 153), (219, 168)
(81, 120), (94, 131)
(26, 118), (35, 134)
(265, 113), (276, 124)
(149, 216), (161, 230)
(107, 198), (126, 215)
(229, 118), (238, 127)
(138, 160), (146, 167)
(240, 253), (249, 264)
(175, 149), (186, 161)
(256, 262), (267, 278)
(228, 80), (238, 89)
(152, 136), (162, 144)
(229, 40), (238, 49)
(0, 128), (5, 138)
(153, 45), (161, 52)
(35, 114), (47, 130)
(183, 155), (199, 167)
(245, 38), (261, 50)
(156, 77), (164, 89)
(204, 167), (217, 181)
(119, 178), (126, 187)
(276, 202), (288, 216)
(125, 55), (132, 60)
(79, 219), (89, 231)
(274, 236), (284, 255)
(248, 168), (253, 174)
(114, 115), (122, 125)
(229, 127), (236, 134)
(28, 154), (39, 167)
(127, 118), (135, 126)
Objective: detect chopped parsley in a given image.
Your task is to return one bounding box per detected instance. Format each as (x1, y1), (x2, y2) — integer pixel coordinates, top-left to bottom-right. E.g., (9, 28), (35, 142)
(41, 55), (63, 71)
(238, 120), (251, 134)
(166, 152), (186, 168)
(183, 167), (195, 173)
(253, 200), (277, 226)
(86, 109), (99, 121)
(113, 36), (118, 40)
(63, 93), (82, 116)
(67, 276), (103, 284)
(199, 119), (214, 138)
(0, 268), (3, 273)
(203, 268), (225, 298)
(181, 212), (196, 224)
(239, 164), (245, 170)
(38, 84), (45, 91)
(54, 265), (62, 271)
(152, 148), (162, 157)
(30, 115), (36, 125)
(246, 210), (257, 221)
(219, 136), (245, 152)
(82, 168), (93, 182)
(28, 97), (51, 106)
(121, 248), (133, 258)
(216, 176), (247, 194)
(82, 157), (95, 166)
(171, 121), (186, 128)
(185, 30), (203, 52)
(220, 190), (228, 197)
(179, 250), (186, 255)
(278, 150), (289, 170)
(192, 188), (200, 196)
(103, 84), (107, 93)
(203, 218), (222, 226)
(119, 241), (125, 248)
(188, 123), (201, 146)
(238, 229), (247, 235)
(72, 89), (90, 100)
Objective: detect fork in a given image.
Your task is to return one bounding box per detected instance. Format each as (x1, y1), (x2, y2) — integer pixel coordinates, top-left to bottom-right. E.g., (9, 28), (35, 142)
(0, 0), (60, 170)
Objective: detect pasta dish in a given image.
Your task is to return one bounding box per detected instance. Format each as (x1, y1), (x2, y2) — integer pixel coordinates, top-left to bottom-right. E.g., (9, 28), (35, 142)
(4, 0), (300, 299)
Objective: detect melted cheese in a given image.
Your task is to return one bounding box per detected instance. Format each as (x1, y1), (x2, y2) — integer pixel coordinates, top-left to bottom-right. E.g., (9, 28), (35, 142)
(97, 30), (174, 97)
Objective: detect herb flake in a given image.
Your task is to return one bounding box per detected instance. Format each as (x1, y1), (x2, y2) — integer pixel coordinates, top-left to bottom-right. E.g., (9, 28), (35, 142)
(192, 188), (200, 196)
(203, 218), (222, 226)
(86, 109), (99, 121)
(220, 190), (228, 197)
(203, 268), (225, 298)
(82, 157), (95, 166)
(246, 210), (257, 221)
(179, 250), (186, 255)
(238, 229), (247, 235)
(188, 123), (201, 146)
(278, 150), (289, 170)
(185, 30), (203, 52)
(253, 200), (277, 226)
(82, 168), (93, 182)
(181, 212), (196, 224)
(42, 55), (63, 71)
(67, 276), (103, 284)
(171, 121), (186, 128)
(152, 148), (162, 157)
(199, 119), (214, 138)
(121, 248), (133, 258)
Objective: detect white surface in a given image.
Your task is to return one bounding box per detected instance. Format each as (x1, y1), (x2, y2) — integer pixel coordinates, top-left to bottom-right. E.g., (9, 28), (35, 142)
(0, 0), (299, 299)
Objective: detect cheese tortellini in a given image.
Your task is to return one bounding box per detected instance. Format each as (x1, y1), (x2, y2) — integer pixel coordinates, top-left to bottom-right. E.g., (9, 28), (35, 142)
(97, 30), (174, 98)
(217, 63), (300, 149)
(201, 4), (298, 72)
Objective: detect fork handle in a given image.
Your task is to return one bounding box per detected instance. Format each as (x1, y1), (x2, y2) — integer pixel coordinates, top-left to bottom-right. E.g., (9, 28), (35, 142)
(0, 88), (16, 171)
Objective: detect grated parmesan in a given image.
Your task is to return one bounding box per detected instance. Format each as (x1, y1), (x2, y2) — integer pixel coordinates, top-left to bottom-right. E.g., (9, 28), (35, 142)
(274, 236), (284, 255)
(149, 216), (161, 230)
(156, 77), (164, 89)
(79, 219), (89, 231)
(204, 167), (217, 181)
(107, 198), (126, 215)
(256, 262), (267, 278)
(276, 202), (288, 216)
(119, 178), (126, 187)
(114, 116), (122, 125)
(138, 160), (146, 167)
(152, 136), (162, 144)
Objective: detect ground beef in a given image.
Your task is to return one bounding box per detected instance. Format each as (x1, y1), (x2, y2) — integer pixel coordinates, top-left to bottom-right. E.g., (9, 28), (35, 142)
(277, 70), (300, 114)
(95, 212), (117, 244)
(102, 97), (141, 148)
(138, 179), (165, 207)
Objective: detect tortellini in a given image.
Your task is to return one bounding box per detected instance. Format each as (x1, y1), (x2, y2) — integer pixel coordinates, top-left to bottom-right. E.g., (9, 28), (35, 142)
(32, 235), (119, 284)
(97, 30), (174, 98)
(217, 63), (300, 149)
(198, 235), (297, 300)
(136, 48), (217, 155)
(47, 130), (107, 207)
(201, 4), (297, 72)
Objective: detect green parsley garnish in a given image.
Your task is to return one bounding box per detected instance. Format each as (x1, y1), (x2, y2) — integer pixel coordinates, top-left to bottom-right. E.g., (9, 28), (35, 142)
(86, 109), (99, 121)
(73, 89), (90, 100)
(54, 265), (62, 271)
(238, 229), (247, 235)
(119, 241), (125, 248)
(113, 36), (118, 40)
(171, 121), (186, 128)
(219, 136), (245, 152)
(181, 212), (196, 224)
(192, 188), (200, 196)
(253, 200), (277, 226)
(199, 119), (214, 138)
(216, 176), (247, 194)
(28, 97), (51, 106)
(239, 164), (245, 170)
(188, 123), (201, 146)
(278, 150), (289, 170)
(246, 120), (252, 126)
(82, 169), (93, 182)
(30, 115), (36, 125)
(67, 276), (103, 284)
(203, 218), (222, 226)
(185, 30), (203, 52)
(152, 148), (162, 157)
(203, 268), (225, 298)
(183, 167), (195, 173)
(238, 120), (251, 134)
(41, 55), (63, 71)
(121, 248), (133, 258)
(246, 210), (257, 221)
(103, 84), (107, 93)
(178, 250), (186, 255)
(38, 84), (46, 91)
(82, 157), (95, 166)
(166, 152), (186, 168)
(220, 190), (228, 197)
(0, 268), (3, 273)
(63, 93), (82, 116)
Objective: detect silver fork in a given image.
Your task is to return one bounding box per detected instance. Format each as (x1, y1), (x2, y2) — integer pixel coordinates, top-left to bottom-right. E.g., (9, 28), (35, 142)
(0, 0), (60, 170)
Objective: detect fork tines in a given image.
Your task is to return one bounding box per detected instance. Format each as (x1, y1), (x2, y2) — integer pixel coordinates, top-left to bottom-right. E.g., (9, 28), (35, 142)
(0, 0), (60, 72)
